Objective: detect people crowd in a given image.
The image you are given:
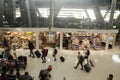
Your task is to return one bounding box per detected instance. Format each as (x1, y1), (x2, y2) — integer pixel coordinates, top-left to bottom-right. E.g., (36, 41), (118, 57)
(0, 37), (114, 80)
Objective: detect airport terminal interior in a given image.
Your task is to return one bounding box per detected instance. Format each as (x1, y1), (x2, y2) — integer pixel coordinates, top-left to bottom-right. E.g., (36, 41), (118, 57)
(0, 0), (120, 80)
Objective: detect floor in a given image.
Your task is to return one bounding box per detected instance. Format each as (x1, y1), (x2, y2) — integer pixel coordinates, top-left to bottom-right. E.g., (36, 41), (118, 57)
(1, 47), (120, 80)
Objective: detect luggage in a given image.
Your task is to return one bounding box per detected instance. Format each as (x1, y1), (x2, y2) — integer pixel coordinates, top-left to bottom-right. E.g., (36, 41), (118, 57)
(16, 60), (26, 70)
(8, 55), (13, 60)
(35, 50), (41, 58)
(84, 64), (91, 72)
(60, 56), (65, 62)
(89, 59), (95, 67)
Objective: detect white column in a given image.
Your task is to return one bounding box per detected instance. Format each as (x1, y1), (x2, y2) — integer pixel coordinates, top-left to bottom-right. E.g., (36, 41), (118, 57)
(60, 32), (63, 50)
(36, 31), (39, 49)
(112, 34), (117, 49)
(105, 34), (109, 50)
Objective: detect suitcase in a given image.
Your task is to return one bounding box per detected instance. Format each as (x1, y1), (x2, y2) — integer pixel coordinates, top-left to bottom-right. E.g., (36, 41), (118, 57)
(89, 59), (95, 67)
(60, 56), (65, 62)
(84, 64), (91, 72)
(35, 50), (41, 58)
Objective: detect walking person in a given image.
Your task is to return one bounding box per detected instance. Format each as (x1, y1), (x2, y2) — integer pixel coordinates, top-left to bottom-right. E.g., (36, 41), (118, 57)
(84, 46), (90, 63)
(28, 40), (35, 58)
(74, 52), (84, 70)
(107, 74), (113, 80)
(41, 47), (48, 63)
(52, 47), (58, 61)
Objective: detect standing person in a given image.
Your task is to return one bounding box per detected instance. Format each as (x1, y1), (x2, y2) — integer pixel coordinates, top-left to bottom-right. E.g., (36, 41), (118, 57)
(0, 72), (8, 80)
(52, 47), (58, 61)
(28, 40), (35, 58)
(65, 38), (69, 49)
(107, 74), (113, 80)
(12, 38), (17, 59)
(74, 52), (84, 70)
(2, 37), (9, 48)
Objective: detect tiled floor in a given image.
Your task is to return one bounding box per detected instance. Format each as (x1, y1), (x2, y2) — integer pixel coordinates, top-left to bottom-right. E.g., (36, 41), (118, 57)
(1, 47), (120, 80)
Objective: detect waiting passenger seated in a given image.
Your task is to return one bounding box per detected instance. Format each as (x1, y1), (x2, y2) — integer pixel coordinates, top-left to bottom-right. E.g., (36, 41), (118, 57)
(0, 72), (8, 80)
(7, 69), (16, 80)
(19, 72), (33, 80)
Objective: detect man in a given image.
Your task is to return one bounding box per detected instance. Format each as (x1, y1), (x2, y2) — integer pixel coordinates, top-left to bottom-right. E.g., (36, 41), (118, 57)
(41, 47), (48, 63)
(52, 47), (57, 61)
(84, 46), (90, 62)
(28, 40), (35, 58)
(107, 74), (113, 80)
(74, 52), (84, 70)
(39, 66), (52, 80)
(19, 72), (33, 80)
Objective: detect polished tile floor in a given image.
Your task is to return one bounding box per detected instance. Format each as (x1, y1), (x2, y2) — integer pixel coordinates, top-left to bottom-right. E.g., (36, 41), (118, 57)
(1, 47), (120, 80)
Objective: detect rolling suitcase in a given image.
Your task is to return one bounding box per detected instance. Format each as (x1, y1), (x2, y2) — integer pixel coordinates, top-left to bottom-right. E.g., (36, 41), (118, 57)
(60, 56), (65, 62)
(35, 50), (41, 58)
(84, 64), (91, 72)
(90, 59), (95, 67)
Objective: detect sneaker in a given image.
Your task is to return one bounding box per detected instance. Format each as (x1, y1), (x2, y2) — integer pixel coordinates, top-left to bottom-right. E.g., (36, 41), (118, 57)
(74, 67), (77, 69)
(54, 58), (56, 61)
(81, 68), (83, 70)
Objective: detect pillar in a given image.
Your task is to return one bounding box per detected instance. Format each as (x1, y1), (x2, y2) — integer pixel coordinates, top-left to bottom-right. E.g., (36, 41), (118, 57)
(60, 32), (63, 50)
(112, 34), (117, 49)
(105, 34), (110, 50)
(0, 0), (4, 26)
(109, 0), (118, 29)
(26, 0), (32, 27)
(49, 0), (54, 28)
(36, 31), (39, 49)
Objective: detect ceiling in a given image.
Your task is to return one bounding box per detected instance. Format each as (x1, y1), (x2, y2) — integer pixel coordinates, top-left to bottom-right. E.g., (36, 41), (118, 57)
(34, 0), (111, 8)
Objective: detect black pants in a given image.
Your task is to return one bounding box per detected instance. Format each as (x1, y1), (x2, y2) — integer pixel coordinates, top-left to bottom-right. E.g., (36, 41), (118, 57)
(75, 61), (83, 69)
(41, 55), (46, 62)
(29, 49), (34, 57)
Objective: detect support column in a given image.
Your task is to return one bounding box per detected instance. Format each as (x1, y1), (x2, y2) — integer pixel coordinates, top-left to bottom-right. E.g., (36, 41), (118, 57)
(105, 34), (110, 50)
(26, 0), (32, 27)
(49, 0), (54, 28)
(0, 0), (4, 26)
(94, 6), (105, 23)
(60, 32), (63, 50)
(109, 0), (118, 29)
(112, 34), (117, 49)
(36, 31), (39, 49)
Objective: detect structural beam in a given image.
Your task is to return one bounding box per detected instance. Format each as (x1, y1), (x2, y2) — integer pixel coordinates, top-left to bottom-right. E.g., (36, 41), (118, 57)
(103, 9), (110, 18)
(29, 0), (38, 27)
(4, 0), (16, 26)
(115, 14), (120, 24)
(19, 0), (30, 27)
(94, 6), (105, 23)
(0, 0), (4, 26)
(109, 0), (118, 28)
